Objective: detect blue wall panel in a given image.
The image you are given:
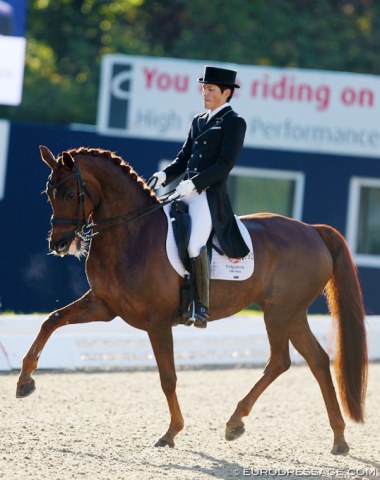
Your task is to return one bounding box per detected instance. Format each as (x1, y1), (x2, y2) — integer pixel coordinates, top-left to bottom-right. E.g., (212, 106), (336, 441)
(1, 120), (380, 314)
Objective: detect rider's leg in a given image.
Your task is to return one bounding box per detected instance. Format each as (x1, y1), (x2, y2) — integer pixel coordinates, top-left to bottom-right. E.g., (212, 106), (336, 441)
(183, 191), (212, 328)
(190, 246), (210, 328)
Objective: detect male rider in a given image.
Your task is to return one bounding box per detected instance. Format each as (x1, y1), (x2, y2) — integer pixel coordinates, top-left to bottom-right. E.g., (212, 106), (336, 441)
(149, 66), (249, 328)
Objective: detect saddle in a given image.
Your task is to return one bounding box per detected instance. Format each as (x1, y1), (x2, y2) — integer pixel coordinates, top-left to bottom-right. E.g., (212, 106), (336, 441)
(167, 200), (254, 324)
(170, 200), (214, 265)
(169, 201), (192, 323)
(170, 200), (191, 272)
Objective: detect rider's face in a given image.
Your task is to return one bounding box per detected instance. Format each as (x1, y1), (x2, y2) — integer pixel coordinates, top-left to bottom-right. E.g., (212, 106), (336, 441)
(202, 83), (231, 111)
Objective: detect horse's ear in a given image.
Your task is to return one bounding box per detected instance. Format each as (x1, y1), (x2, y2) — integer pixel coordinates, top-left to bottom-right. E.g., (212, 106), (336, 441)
(40, 145), (57, 169)
(62, 151), (74, 169)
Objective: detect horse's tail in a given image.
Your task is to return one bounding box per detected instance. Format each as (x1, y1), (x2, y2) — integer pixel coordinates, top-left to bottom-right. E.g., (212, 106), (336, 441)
(314, 224), (368, 423)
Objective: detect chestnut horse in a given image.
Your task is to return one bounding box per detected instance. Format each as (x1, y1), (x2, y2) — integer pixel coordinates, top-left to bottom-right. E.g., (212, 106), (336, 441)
(16, 146), (368, 454)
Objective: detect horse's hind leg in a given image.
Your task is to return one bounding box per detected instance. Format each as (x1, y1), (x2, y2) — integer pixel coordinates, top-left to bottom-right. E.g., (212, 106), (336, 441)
(226, 311), (291, 441)
(16, 290), (113, 398)
(289, 314), (349, 455)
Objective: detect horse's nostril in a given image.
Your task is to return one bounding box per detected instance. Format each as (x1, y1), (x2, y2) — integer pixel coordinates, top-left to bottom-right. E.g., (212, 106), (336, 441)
(57, 241), (69, 252)
(50, 240), (69, 254)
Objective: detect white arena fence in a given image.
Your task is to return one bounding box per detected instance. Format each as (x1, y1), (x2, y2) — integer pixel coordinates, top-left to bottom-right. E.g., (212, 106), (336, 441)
(0, 314), (379, 371)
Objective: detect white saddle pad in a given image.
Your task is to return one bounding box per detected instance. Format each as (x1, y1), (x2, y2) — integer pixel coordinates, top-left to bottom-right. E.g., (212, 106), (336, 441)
(163, 204), (254, 281)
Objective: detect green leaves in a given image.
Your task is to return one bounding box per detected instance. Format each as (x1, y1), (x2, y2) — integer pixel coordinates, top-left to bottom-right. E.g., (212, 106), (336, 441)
(1, 0), (379, 125)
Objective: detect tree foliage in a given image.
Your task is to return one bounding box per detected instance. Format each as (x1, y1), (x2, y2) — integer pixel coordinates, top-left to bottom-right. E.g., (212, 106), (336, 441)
(1, 0), (379, 124)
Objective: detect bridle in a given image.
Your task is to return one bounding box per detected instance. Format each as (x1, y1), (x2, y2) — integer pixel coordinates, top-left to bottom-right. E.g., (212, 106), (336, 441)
(47, 162), (174, 241)
(47, 162), (89, 239)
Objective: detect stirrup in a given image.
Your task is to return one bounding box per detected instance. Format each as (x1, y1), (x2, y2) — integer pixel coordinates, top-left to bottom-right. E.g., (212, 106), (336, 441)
(193, 302), (210, 328)
(194, 317), (208, 328)
(182, 309), (194, 326)
(182, 301), (209, 327)
(182, 301), (196, 326)
(194, 303), (209, 329)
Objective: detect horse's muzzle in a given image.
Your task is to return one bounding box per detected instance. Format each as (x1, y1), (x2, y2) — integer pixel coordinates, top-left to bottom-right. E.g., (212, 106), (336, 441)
(49, 230), (76, 256)
(50, 238), (71, 256)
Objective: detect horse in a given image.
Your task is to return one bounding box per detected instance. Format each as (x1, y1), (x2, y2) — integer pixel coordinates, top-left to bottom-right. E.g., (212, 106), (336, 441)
(16, 145), (368, 454)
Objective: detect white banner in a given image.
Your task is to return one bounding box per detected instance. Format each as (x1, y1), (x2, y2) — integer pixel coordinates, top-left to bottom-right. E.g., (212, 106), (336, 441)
(0, 35), (26, 105)
(97, 55), (380, 158)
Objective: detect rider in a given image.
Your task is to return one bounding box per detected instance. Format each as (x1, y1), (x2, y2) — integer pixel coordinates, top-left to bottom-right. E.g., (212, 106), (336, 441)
(149, 66), (250, 328)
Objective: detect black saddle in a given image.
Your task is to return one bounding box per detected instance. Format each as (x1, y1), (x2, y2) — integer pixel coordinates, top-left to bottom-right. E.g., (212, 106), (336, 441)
(169, 200), (191, 271)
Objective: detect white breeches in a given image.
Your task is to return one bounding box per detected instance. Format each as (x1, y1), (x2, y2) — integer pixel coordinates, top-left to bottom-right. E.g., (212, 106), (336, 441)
(181, 190), (212, 258)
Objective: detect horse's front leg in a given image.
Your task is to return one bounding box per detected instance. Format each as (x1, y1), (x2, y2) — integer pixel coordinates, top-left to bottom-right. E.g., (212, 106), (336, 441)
(16, 290), (113, 398)
(148, 325), (184, 448)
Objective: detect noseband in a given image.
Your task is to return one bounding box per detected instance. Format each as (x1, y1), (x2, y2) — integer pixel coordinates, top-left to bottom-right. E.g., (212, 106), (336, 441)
(47, 162), (175, 241)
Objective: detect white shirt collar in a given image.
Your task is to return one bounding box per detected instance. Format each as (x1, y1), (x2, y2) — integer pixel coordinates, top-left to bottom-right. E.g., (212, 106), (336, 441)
(207, 102), (230, 121)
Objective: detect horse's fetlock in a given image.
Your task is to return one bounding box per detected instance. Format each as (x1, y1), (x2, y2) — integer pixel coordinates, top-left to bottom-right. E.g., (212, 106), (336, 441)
(175, 418), (185, 432)
(236, 400), (250, 418)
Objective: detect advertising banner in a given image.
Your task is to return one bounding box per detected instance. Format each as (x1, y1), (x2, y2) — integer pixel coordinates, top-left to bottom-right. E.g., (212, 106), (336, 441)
(0, 0), (26, 105)
(97, 55), (380, 158)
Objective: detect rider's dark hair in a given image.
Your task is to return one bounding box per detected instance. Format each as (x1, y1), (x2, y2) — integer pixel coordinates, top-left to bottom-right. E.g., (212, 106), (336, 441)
(219, 85), (234, 102)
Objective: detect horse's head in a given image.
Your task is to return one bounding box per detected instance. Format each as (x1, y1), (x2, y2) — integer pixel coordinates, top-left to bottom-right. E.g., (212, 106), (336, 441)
(41, 145), (91, 258)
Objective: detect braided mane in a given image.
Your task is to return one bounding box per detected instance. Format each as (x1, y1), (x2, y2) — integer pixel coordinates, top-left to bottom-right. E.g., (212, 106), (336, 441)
(60, 147), (160, 204)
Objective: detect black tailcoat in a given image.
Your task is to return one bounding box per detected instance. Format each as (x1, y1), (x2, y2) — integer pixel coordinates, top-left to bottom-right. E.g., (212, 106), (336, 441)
(163, 105), (250, 258)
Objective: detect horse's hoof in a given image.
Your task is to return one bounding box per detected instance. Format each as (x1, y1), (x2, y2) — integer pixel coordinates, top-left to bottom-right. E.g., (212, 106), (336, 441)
(16, 381), (36, 398)
(154, 438), (175, 448)
(331, 442), (350, 455)
(225, 426), (245, 441)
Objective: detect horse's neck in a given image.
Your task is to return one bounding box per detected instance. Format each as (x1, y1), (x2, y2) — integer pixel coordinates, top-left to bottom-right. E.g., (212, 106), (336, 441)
(83, 156), (151, 221)
(80, 155), (169, 309)
(80, 155), (165, 264)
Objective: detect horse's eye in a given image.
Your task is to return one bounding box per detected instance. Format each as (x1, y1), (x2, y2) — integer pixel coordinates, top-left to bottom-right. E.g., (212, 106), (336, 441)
(65, 191), (75, 201)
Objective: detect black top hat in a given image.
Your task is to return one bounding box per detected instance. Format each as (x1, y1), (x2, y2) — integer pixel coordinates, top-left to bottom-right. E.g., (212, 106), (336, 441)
(197, 66), (240, 88)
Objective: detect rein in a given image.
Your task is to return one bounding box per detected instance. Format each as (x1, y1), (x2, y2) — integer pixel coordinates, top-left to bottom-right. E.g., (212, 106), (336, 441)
(84, 196), (174, 239)
(48, 162), (175, 241)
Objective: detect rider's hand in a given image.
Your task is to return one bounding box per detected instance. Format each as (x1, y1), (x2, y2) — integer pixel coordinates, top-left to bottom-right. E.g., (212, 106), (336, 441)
(147, 171), (166, 189)
(172, 179), (196, 199)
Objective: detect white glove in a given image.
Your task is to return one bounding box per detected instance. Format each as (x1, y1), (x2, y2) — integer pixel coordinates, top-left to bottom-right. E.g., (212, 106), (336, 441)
(147, 171), (166, 189)
(169, 179), (195, 200)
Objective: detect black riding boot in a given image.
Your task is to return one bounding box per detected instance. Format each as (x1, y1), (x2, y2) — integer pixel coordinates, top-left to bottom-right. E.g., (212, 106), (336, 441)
(184, 246), (210, 328)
